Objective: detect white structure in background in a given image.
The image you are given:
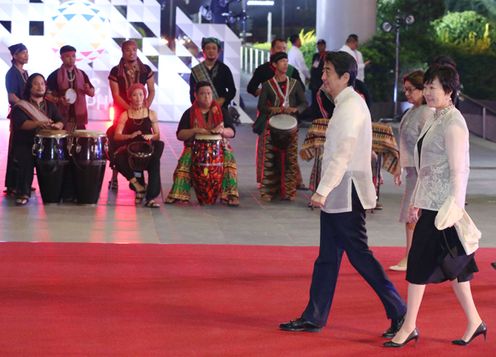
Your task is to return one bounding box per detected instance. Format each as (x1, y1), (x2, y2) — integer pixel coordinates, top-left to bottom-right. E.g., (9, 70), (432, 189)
(175, 8), (251, 123)
(0, 0), (248, 122)
(316, 0), (377, 51)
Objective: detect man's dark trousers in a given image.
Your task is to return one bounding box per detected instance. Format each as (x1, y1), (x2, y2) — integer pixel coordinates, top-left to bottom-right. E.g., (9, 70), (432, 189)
(302, 187), (406, 326)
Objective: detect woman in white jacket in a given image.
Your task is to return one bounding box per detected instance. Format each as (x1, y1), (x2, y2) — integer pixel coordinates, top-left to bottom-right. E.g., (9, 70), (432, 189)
(384, 65), (485, 347)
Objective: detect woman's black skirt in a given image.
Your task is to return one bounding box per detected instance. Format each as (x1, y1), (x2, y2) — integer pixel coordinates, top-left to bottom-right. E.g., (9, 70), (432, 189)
(406, 209), (478, 284)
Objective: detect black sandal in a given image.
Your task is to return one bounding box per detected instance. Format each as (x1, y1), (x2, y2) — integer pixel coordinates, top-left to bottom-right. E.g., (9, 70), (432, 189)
(15, 196), (29, 206)
(144, 199), (160, 208)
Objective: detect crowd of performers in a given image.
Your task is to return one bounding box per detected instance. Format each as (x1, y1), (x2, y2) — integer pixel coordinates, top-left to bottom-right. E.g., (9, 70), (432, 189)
(3, 33), (491, 346)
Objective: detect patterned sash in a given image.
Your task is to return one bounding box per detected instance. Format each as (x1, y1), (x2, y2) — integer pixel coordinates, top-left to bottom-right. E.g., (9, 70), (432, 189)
(14, 99), (51, 122)
(191, 62), (219, 99)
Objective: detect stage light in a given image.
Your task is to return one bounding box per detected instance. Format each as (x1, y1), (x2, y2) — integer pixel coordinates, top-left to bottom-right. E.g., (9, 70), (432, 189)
(109, 106), (115, 122)
(247, 0), (274, 6)
(381, 12), (416, 118)
(381, 22), (393, 33)
(405, 15), (415, 25)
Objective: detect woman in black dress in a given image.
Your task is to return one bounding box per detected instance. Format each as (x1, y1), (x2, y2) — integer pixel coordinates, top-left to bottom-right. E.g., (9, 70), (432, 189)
(384, 65), (485, 347)
(114, 83), (164, 207)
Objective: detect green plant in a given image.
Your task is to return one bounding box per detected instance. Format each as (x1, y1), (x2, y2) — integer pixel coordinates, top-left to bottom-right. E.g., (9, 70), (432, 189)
(432, 11), (495, 51)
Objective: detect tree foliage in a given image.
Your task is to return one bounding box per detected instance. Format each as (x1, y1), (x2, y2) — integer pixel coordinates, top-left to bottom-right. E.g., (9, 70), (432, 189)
(433, 11), (494, 51)
(363, 0), (496, 101)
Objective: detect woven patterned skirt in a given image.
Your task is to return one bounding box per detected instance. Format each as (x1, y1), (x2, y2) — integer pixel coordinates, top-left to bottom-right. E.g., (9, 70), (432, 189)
(166, 143), (239, 203)
(259, 127), (299, 201)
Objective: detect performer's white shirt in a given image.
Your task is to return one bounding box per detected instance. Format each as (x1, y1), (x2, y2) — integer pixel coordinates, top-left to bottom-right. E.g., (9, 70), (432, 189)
(316, 86), (376, 213)
(339, 44), (366, 81)
(288, 46), (310, 84)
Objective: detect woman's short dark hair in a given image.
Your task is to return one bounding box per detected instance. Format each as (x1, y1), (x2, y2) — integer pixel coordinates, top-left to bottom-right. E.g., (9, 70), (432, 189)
(23, 73), (45, 100)
(195, 81), (213, 94)
(325, 51), (357, 86)
(424, 65), (460, 102)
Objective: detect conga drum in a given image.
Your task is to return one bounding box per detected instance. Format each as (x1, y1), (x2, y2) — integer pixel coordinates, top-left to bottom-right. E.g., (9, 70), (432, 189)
(268, 114), (298, 148)
(33, 130), (69, 203)
(191, 134), (224, 205)
(69, 130), (108, 204)
(127, 141), (154, 171)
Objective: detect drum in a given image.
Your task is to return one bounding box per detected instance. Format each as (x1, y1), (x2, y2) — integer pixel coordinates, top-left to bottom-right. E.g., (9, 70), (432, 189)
(69, 130), (108, 204)
(268, 114), (298, 148)
(65, 88), (77, 105)
(127, 141), (154, 171)
(191, 134), (224, 205)
(33, 130), (69, 203)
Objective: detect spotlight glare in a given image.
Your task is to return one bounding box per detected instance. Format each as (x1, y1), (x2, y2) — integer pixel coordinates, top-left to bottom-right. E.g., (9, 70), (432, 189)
(381, 22), (393, 33)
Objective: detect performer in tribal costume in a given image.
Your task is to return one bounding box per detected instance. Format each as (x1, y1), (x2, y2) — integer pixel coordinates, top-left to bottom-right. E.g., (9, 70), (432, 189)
(166, 81), (239, 206)
(4, 43), (29, 196)
(254, 52), (307, 201)
(46, 45), (95, 131)
(189, 37), (236, 109)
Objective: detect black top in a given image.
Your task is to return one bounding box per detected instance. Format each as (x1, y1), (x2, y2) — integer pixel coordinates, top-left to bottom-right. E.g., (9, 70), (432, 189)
(108, 64), (153, 108)
(246, 62), (303, 97)
(310, 52), (325, 93)
(353, 79), (372, 109)
(5, 65), (28, 104)
(313, 90), (335, 119)
(11, 100), (63, 146)
(123, 110), (153, 136)
(189, 61), (236, 108)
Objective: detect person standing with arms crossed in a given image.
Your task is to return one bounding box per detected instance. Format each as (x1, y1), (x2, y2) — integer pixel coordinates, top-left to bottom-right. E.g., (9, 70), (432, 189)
(280, 51), (406, 338)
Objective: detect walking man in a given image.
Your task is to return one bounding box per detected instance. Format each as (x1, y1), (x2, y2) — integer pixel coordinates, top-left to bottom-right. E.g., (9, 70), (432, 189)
(280, 51), (406, 338)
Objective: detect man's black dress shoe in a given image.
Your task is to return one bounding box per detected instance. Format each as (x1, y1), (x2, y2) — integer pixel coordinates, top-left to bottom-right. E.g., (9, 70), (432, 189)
(382, 315), (405, 338)
(383, 328), (419, 348)
(279, 318), (322, 332)
(452, 322), (487, 346)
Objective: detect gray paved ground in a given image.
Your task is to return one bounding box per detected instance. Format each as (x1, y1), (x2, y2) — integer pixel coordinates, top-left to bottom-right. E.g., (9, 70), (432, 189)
(1, 120), (495, 248)
(1, 72), (495, 247)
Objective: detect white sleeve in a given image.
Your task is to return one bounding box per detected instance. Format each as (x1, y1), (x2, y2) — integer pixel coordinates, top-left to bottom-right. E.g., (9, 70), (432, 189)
(297, 52), (310, 79)
(445, 121), (469, 207)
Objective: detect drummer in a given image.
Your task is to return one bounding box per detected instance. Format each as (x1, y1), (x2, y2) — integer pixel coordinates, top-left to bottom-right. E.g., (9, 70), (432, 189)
(254, 52), (307, 201)
(9, 73), (64, 205)
(165, 81), (239, 206)
(113, 83), (164, 208)
(46, 45), (95, 131)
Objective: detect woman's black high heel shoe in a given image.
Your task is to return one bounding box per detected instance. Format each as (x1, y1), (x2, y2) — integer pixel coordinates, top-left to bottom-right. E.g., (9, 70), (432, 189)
(452, 322), (487, 346)
(383, 328), (419, 348)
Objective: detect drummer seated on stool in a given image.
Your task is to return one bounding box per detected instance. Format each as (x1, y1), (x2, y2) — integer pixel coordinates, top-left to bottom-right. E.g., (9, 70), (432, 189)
(113, 83), (164, 208)
(165, 81), (239, 206)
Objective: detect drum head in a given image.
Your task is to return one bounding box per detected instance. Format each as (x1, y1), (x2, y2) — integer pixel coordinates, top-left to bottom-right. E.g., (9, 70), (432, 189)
(127, 141), (154, 158)
(65, 88), (77, 105)
(73, 130), (106, 138)
(36, 129), (68, 138)
(195, 134), (222, 141)
(269, 114), (297, 130)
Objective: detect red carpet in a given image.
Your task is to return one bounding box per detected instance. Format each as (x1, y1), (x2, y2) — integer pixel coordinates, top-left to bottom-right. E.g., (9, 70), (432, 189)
(0, 243), (494, 356)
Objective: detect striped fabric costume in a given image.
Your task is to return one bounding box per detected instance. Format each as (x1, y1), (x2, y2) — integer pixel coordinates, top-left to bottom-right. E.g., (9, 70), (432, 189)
(300, 117), (330, 193)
